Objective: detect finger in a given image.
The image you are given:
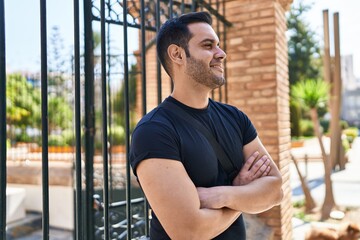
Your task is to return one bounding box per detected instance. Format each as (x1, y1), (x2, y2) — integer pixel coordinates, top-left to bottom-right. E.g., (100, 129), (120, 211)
(251, 155), (268, 172)
(254, 159), (269, 178)
(261, 165), (271, 177)
(244, 151), (260, 170)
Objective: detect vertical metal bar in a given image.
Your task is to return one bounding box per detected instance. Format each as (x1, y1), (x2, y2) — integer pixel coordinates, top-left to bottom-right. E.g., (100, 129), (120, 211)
(222, 0), (228, 103)
(40, 0), (49, 239)
(156, 0), (162, 104)
(84, 0), (95, 239)
(200, 0), (204, 11)
(140, 1), (147, 128)
(122, 1), (132, 239)
(191, 0), (196, 12)
(169, 0), (174, 92)
(216, 0), (221, 102)
(181, 0), (185, 14)
(106, 3), (114, 202)
(169, 0), (173, 18)
(73, 0), (83, 239)
(140, 0), (150, 236)
(0, 0), (7, 238)
(100, 0), (110, 239)
(210, 1), (215, 100)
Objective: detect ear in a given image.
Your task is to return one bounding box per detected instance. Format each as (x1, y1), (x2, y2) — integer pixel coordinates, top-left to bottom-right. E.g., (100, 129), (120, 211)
(167, 44), (185, 65)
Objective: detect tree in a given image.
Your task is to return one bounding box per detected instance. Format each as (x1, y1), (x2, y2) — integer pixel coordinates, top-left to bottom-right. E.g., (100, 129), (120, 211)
(287, 1), (322, 85)
(48, 26), (66, 74)
(291, 154), (316, 213)
(48, 95), (73, 133)
(291, 78), (336, 220)
(287, 1), (323, 137)
(6, 74), (41, 142)
(112, 64), (138, 130)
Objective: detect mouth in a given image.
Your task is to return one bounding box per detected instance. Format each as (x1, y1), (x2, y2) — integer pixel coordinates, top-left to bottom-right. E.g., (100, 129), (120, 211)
(210, 64), (223, 73)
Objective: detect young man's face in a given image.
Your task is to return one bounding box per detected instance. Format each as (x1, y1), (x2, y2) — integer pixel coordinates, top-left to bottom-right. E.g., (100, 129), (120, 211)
(185, 22), (227, 89)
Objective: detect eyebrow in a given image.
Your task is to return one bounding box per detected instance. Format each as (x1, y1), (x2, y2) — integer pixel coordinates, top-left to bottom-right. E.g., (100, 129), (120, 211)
(199, 38), (220, 45)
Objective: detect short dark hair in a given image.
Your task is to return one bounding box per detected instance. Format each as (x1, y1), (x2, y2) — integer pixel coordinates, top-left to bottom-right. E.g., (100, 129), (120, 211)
(156, 11), (212, 77)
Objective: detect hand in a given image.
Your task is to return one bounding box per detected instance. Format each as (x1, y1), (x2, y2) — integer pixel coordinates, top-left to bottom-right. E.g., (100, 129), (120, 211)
(232, 151), (271, 186)
(197, 186), (225, 209)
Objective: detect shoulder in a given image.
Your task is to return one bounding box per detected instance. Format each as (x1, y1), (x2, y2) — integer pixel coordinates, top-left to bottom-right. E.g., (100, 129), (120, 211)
(209, 99), (250, 122)
(210, 100), (257, 144)
(133, 107), (177, 138)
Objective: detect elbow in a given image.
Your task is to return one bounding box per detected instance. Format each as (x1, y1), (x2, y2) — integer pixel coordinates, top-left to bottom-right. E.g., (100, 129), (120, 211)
(168, 225), (210, 240)
(274, 187), (284, 206)
(166, 216), (212, 240)
(273, 175), (284, 206)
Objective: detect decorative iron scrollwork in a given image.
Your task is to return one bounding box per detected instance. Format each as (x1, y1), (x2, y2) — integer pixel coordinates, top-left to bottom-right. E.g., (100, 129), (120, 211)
(93, 194), (149, 240)
(91, 0), (231, 31)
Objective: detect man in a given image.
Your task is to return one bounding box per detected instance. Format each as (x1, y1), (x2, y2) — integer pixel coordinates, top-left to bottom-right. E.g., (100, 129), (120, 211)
(130, 11), (283, 239)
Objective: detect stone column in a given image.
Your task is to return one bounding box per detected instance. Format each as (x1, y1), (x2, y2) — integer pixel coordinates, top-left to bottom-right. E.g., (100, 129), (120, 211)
(224, 0), (293, 239)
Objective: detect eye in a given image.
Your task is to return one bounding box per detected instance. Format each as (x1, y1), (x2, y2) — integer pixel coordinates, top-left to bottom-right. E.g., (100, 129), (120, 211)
(203, 43), (213, 49)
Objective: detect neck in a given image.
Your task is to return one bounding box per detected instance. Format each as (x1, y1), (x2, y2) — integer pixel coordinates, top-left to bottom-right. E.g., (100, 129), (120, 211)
(171, 86), (210, 109)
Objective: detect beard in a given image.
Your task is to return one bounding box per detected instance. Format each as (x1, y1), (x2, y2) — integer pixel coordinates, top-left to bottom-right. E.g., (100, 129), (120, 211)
(185, 56), (225, 90)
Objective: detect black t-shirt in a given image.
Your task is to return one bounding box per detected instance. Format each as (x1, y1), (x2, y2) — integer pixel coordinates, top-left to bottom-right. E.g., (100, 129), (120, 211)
(130, 96), (257, 239)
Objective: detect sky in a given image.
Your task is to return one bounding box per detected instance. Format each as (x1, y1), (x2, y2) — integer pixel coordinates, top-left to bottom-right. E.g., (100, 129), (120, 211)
(4, 0), (360, 78)
(292, 0), (360, 78)
(4, 0), (139, 75)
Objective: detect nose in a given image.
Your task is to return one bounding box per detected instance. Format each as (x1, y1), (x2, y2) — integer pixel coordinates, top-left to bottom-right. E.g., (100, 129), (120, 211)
(215, 46), (226, 60)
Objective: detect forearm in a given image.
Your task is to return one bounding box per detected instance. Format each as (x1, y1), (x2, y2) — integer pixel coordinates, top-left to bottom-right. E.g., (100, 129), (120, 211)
(224, 176), (283, 213)
(199, 175), (282, 214)
(181, 208), (241, 240)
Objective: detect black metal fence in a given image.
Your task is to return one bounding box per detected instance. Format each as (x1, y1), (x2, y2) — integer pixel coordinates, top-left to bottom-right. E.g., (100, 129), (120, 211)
(0, 0), (230, 239)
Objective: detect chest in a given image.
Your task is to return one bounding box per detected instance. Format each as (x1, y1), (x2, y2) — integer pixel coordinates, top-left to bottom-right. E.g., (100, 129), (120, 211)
(176, 116), (244, 187)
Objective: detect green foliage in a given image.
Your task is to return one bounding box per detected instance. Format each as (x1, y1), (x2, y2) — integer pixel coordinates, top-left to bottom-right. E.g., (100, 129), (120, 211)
(342, 136), (350, 153)
(109, 125), (125, 145)
(48, 134), (66, 147)
(61, 129), (75, 146)
(300, 119), (314, 136)
(6, 74), (41, 128)
(48, 26), (66, 74)
(112, 64), (138, 130)
(291, 79), (330, 110)
(320, 119), (330, 134)
(15, 130), (33, 143)
(340, 120), (349, 130)
(290, 102), (302, 137)
(287, 1), (321, 84)
(48, 96), (73, 131)
(6, 73), (74, 144)
(343, 127), (359, 145)
(293, 199), (305, 208)
(293, 210), (313, 222)
(47, 130), (75, 147)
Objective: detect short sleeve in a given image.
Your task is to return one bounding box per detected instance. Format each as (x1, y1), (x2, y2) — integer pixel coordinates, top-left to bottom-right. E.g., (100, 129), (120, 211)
(130, 121), (181, 176)
(235, 110), (257, 145)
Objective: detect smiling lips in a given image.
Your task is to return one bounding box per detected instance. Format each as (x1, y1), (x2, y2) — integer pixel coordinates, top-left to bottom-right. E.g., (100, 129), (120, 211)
(210, 64), (223, 73)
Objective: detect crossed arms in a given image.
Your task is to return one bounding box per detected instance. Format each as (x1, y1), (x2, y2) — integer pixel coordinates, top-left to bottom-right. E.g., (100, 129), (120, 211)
(136, 136), (283, 239)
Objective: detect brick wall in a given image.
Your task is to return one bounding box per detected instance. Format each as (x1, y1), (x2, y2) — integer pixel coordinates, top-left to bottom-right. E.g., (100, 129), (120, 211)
(224, 0), (293, 239)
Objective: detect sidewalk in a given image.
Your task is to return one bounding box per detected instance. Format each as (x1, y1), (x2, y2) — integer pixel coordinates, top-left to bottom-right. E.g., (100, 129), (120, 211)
(290, 137), (360, 239)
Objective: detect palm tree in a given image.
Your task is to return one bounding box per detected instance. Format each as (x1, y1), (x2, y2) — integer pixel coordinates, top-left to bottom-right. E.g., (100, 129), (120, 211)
(291, 78), (335, 220)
